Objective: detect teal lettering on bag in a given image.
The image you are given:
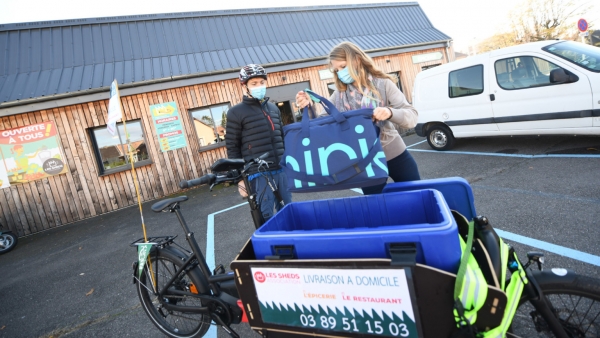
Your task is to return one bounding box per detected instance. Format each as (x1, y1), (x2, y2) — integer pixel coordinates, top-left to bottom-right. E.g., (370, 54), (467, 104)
(302, 138), (316, 187)
(285, 124), (388, 189)
(318, 144), (357, 175)
(285, 156), (303, 189)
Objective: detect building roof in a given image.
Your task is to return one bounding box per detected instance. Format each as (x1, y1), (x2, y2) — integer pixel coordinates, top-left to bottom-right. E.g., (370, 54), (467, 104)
(0, 2), (450, 113)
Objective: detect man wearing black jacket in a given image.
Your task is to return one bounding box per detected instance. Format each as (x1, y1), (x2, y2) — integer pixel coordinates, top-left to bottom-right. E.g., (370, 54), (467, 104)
(225, 64), (292, 221)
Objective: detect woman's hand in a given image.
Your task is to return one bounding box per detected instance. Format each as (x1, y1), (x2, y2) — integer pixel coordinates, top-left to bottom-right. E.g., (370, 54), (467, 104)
(295, 91), (312, 109)
(372, 107), (393, 121)
(237, 181), (248, 198)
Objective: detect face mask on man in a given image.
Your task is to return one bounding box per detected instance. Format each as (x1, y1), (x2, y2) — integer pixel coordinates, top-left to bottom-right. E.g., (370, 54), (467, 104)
(248, 86), (266, 100)
(337, 67), (354, 84)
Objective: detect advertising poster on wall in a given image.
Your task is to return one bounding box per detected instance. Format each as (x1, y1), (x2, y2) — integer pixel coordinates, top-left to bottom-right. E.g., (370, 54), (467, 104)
(150, 102), (188, 152)
(251, 267), (419, 337)
(0, 121), (68, 188)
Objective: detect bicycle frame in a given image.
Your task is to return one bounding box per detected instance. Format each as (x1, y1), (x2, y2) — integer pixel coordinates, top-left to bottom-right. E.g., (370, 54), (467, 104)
(520, 268), (570, 338)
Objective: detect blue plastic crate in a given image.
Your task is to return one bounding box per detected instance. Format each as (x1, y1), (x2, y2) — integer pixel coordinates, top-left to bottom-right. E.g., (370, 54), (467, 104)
(251, 189), (461, 273)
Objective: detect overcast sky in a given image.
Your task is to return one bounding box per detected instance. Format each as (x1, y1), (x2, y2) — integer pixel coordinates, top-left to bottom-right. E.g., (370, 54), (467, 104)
(0, 0), (598, 52)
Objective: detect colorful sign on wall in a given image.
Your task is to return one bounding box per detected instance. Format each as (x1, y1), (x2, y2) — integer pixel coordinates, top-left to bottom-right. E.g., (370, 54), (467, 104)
(0, 121), (68, 188)
(150, 102), (188, 152)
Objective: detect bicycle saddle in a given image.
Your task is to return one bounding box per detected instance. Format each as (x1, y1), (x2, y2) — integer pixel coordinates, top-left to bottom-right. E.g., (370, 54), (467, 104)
(211, 158), (245, 172)
(151, 196), (188, 212)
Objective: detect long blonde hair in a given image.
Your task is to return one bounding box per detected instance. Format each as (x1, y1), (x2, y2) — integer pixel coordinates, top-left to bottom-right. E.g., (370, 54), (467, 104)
(329, 42), (396, 100)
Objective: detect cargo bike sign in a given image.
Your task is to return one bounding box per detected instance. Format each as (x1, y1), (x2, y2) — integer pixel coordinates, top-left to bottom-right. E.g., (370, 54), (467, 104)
(251, 267), (420, 337)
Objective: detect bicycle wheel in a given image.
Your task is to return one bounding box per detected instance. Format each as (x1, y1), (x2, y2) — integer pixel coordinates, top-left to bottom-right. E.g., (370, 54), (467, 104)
(509, 269), (600, 338)
(136, 247), (211, 338)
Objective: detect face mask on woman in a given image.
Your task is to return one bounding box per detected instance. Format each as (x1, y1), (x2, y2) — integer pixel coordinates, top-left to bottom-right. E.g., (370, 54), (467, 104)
(337, 67), (355, 84)
(249, 86), (266, 100)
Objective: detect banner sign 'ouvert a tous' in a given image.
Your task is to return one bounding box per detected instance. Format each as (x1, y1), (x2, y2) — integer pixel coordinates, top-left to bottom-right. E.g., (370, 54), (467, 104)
(251, 267), (420, 337)
(0, 121), (68, 188)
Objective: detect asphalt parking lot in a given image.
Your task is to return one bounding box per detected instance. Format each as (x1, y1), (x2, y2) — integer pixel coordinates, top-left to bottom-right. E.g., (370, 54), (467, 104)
(0, 133), (599, 338)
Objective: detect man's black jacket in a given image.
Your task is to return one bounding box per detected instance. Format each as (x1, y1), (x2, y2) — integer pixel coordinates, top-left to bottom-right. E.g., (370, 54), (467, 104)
(225, 96), (285, 174)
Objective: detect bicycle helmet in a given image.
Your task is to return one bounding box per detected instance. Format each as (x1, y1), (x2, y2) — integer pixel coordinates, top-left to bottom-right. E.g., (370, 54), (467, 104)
(239, 64), (267, 84)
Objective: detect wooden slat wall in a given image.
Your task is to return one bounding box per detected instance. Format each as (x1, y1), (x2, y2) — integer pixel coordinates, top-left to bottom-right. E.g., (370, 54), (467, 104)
(0, 47), (448, 236)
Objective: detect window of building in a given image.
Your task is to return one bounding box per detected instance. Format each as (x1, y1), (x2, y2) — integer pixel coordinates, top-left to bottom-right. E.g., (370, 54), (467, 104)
(448, 65), (484, 98)
(327, 83), (336, 96)
(422, 64), (441, 71)
(388, 72), (404, 93)
(90, 120), (152, 175)
(495, 56), (564, 90)
(190, 103), (230, 150)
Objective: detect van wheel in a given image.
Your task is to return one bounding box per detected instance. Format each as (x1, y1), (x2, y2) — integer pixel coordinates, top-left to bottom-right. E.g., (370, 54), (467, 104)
(426, 125), (455, 151)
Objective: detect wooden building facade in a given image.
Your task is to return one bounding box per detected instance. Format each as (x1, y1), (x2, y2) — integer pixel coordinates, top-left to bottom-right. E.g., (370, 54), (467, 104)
(0, 4), (453, 236)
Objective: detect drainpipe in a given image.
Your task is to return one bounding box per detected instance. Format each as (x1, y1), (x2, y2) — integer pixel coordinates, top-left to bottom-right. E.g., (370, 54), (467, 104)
(445, 40), (454, 62)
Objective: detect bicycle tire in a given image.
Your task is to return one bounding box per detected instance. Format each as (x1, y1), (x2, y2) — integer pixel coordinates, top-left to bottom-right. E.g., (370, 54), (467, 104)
(509, 269), (600, 338)
(137, 247), (211, 338)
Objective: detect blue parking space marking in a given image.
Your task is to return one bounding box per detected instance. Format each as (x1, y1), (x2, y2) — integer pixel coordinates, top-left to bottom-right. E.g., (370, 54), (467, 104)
(406, 139), (427, 148)
(207, 194), (600, 269)
(407, 147), (600, 158)
(495, 229), (600, 267)
(205, 201), (248, 337)
(475, 185), (600, 204)
(347, 188), (600, 266)
(206, 201), (249, 271)
(205, 180), (599, 336)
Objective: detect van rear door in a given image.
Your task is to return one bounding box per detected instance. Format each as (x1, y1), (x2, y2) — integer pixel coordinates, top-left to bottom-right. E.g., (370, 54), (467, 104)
(489, 52), (593, 132)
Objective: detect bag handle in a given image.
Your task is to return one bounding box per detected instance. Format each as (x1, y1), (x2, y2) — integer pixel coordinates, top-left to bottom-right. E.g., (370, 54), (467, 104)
(301, 89), (349, 137)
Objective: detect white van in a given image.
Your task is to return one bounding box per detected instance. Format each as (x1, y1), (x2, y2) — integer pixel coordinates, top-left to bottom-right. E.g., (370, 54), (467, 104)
(412, 40), (600, 150)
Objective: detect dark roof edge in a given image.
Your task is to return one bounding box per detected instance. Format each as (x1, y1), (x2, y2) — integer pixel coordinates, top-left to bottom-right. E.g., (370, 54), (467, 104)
(0, 2), (419, 31)
(0, 40), (449, 117)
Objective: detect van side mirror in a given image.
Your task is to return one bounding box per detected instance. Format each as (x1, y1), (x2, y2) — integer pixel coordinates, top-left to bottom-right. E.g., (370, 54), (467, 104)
(550, 68), (579, 84)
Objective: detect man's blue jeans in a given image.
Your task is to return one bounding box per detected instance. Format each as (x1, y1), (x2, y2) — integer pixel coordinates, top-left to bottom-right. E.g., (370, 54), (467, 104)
(250, 170), (292, 221)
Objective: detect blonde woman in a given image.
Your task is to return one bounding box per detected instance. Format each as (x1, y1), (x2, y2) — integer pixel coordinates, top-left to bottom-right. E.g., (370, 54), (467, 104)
(296, 41), (420, 195)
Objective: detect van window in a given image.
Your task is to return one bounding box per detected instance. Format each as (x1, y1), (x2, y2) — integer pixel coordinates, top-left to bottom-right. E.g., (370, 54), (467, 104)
(543, 41), (600, 72)
(448, 65), (484, 98)
(495, 56), (562, 90)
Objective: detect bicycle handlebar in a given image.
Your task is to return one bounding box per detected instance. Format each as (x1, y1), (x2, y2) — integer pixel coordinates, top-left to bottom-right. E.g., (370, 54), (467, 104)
(179, 173), (217, 189)
(179, 152), (272, 190)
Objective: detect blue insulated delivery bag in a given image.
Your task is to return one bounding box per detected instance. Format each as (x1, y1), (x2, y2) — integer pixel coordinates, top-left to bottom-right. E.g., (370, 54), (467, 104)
(280, 90), (388, 192)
